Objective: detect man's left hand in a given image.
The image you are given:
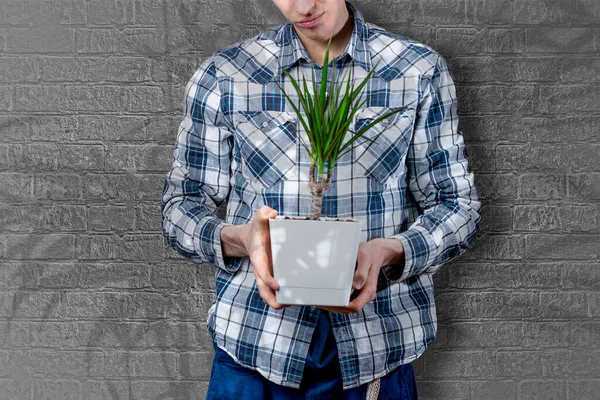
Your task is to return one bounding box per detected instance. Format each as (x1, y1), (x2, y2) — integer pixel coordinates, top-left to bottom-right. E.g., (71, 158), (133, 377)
(318, 238), (400, 315)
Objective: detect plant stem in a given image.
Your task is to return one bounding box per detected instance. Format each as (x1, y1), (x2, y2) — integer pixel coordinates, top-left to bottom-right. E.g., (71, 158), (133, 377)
(308, 163), (332, 220)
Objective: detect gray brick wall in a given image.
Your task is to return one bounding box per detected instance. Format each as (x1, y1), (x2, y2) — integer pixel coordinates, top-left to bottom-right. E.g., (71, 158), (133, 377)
(0, 0), (598, 399)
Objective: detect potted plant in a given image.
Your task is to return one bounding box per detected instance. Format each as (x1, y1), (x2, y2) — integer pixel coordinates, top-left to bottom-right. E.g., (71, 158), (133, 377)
(269, 38), (409, 307)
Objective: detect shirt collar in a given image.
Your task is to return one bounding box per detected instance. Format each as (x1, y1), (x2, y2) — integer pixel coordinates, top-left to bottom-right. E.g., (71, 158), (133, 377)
(275, 0), (371, 77)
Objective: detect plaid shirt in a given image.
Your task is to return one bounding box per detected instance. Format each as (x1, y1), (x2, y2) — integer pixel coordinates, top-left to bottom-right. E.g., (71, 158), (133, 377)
(161, 0), (481, 390)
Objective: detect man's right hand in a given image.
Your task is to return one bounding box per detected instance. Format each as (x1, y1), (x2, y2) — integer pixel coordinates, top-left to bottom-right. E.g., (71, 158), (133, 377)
(242, 206), (290, 310)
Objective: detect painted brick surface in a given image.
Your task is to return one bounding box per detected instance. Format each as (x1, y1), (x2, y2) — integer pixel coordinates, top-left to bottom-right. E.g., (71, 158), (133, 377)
(0, 0), (598, 399)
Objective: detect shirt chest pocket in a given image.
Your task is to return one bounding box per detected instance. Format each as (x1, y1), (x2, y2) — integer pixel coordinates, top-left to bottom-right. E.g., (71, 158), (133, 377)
(236, 110), (298, 190)
(352, 106), (416, 186)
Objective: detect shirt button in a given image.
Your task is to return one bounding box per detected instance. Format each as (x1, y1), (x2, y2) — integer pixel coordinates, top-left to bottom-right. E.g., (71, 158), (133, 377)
(262, 121), (269, 127)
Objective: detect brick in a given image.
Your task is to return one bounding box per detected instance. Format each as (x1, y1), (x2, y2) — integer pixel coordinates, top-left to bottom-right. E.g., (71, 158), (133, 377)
(87, 0), (134, 25)
(417, 0), (467, 25)
(105, 145), (173, 172)
(0, 116), (29, 142)
(38, 263), (81, 288)
(134, 204), (162, 231)
(521, 116), (600, 144)
(458, 115), (522, 143)
(522, 322), (586, 349)
(447, 262), (560, 289)
(568, 174), (600, 199)
(476, 174), (517, 200)
(76, 115), (146, 142)
(167, 292), (215, 320)
(558, 205), (600, 232)
(588, 293), (600, 318)
(29, 115), (78, 142)
(88, 206), (135, 232)
(82, 380), (131, 400)
(526, 28), (595, 54)
(179, 352), (213, 379)
(481, 234), (525, 260)
(458, 85), (537, 114)
(0, 262), (38, 289)
(498, 144), (600, 172)
(146, 321), (205, 350)
(33, 380), (80, 400)
(83, 173), (139, 201)
(567, 380), (600, 400)
(526, 234), (600, 260)
(7, 144), (105, 172)
(465, 0), (512, 25)
(6, 27), (73, 53)
(561, 57), (600, 83)
(541, 349), (597, 378)
(75, 235), (123, 260)
(131, 381), (197, 400)
(0, 57), (38, 83)
(433, 28), (525, 55)
(145, 115), (177, 144)
(120, 234), (166, 261)
(39, 57), (151, 83)
(497, 351), (542, 377)
(76, 321), (147, 348)
(14, 85), (166, 112)
(0, 0), (85, 25)
(151, 263), (197, 289)
(464, 144), (495, 172)
(562, 263), (600, 289)
(3, 291), (61, 319)
(28, 321), (79, 348)
(0, 378), (31, 399)
(75, 28), (165, 54)
(423, 351), (495, 378)
(105, 351), (177, 378)
(414, 380), (469, 400)
(450, 56), (561, 83)
(514, 205), (560, 231)
(0, 86), (11, 111)
(518, 174), (566, 200)
(436, 321), (524, 348)
(150, 55), (198, 85)
(61, 292), (166, 319)
(471, 380), (517, 400)
(515, 0), (600, 25)
(79, 263), (151, 289)
(539, 86), (600, 114)
(519, 380), (566, 400)
(435, 291), (540, 321)
(538, 292), (588, 318)
(0, 321), (32, 347)
(6, 234), (75, 260)
(34, 173), (82, 200)
(480, 205), (512, 232)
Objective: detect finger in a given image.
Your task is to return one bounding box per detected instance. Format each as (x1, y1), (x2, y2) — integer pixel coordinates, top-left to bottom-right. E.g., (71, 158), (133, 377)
(252, 259), (280, 291)
(352, 250), (369, 291)
(255, 275), (290, 310)
(347, 265), (380, 312)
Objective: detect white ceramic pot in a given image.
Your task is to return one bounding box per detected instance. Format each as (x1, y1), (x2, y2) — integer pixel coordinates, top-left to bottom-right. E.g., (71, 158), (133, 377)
(268, 215), (362, 307)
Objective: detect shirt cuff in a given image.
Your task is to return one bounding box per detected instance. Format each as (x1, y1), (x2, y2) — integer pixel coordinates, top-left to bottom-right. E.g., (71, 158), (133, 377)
(194, 217), (242, 274)
(387, 226), (437, 283)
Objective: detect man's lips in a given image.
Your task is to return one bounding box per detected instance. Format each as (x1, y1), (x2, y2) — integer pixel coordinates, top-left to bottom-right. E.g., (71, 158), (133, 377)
(297, 13), (323, 26)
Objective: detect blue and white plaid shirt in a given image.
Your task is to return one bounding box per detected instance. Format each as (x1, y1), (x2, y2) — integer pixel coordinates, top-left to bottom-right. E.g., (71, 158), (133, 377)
(161, 0), (481, 390)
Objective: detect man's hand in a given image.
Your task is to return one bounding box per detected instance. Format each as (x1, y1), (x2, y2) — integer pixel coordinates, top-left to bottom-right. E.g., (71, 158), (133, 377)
(243, 206), (290, 311)
(318, 238), (405, 315)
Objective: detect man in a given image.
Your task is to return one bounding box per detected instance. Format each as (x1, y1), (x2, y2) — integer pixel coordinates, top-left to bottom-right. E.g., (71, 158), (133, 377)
(161, 0), (481, 398)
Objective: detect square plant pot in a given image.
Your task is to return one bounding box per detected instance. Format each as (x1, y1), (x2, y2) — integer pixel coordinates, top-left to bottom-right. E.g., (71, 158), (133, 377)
(268, 215), (362, 307)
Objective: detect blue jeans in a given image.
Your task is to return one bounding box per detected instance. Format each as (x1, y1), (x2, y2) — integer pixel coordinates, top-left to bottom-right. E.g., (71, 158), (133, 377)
(206, 311), (418, 399)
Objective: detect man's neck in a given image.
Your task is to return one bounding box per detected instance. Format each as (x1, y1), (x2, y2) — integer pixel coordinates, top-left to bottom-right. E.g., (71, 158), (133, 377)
(293, 8), (354, 67)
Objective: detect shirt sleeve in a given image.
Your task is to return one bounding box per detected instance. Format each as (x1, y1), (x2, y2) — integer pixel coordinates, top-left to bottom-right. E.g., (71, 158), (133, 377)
(383, 53), (482, 283)
(160, 55), (240, 274)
